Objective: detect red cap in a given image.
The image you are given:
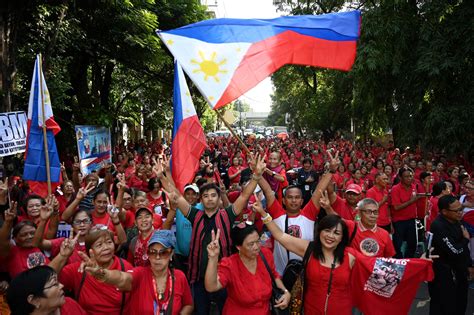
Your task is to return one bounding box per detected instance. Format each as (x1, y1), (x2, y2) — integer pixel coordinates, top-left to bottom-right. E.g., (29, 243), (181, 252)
(346, 184), (362, 195)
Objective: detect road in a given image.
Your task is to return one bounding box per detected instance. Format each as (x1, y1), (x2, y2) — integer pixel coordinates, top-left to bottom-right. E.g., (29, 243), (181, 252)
(409, 282), (474, 314)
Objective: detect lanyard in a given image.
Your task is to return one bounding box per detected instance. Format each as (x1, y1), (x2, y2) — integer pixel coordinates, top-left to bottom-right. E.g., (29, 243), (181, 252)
(152, 270), (172, 315)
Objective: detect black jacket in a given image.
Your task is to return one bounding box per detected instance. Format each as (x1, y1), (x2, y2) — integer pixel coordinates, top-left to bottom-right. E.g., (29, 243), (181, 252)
(430, 215), (471, 271)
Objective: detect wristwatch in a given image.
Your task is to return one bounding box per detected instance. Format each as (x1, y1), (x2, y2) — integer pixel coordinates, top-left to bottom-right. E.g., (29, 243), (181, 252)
(272, 171), (276, 177)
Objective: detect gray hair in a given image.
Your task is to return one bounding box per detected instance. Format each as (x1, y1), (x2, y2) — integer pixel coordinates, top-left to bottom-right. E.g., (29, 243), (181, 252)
(357, 198), (379, 210)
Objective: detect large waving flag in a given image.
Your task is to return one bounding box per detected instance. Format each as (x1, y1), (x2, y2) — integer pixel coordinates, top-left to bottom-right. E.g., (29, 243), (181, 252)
(157, 10), (361, 109)
(171, 61), (207, 192)
(23, 55), (61, 195)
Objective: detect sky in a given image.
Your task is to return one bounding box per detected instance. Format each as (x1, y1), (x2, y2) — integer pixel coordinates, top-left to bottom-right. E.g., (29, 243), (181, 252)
(204, 0), (280, 112)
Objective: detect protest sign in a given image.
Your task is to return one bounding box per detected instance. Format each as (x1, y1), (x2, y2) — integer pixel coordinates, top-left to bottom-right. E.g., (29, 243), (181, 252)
(75, 125), (112, 175)
(0, 111), (28, 157)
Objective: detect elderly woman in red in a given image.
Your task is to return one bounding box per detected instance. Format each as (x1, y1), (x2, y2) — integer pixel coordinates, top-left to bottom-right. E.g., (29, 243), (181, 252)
(205, 224), (291, 315)
(80, 229), (193, 315)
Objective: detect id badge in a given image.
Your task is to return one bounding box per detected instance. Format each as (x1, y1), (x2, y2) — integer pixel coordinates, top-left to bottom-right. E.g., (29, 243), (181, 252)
(305, 185), (310, 191)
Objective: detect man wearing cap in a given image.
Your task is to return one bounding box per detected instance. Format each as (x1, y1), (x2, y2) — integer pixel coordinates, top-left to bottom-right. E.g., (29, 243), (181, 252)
(126, 207), (155, 267)
(169, 155), (267, 315)
(326, 182), (363, 220)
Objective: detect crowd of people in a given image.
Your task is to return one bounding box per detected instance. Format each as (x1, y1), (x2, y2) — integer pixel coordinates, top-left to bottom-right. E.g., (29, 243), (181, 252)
(0, 134), (473, 315)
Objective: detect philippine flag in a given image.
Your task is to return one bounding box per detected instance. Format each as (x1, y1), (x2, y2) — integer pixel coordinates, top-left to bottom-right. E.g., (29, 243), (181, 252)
(23, 54), (61, 194)
(157, 10), (361, 110)
(171, 61), (207, 193)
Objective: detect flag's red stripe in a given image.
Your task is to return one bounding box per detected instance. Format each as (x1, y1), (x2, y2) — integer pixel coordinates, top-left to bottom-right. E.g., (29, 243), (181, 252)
(171, 116), (207, 193)
(215, 30), (357, 109)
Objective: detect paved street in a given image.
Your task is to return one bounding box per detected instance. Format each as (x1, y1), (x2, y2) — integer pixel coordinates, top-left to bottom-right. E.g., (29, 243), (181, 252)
(409, 283), (474, 315)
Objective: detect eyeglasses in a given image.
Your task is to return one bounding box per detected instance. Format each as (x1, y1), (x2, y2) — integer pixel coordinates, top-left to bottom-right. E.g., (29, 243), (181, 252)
(73, 218), (92, 226)
(360, 210), (379, 215)
(446, 207), (463, 213)
(44, 281), (60, 291)
(147, 248), (172, 259)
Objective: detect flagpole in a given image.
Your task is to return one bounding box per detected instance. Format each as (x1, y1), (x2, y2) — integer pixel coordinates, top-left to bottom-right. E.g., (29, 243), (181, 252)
(214, 109), (251, 154)
(38, 54), (52, 195)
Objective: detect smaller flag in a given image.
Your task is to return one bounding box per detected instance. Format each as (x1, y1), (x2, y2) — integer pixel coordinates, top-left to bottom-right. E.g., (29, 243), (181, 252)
(23, 55), (61, 196)
(171, 61), (207, 193)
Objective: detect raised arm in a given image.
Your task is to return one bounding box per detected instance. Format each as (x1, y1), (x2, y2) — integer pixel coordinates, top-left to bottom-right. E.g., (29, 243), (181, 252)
(61, 182), (95, 222)
(32, 199), (56, 250)
(49, 232), (80, 273)
(233, 154), (266, 215)
(257, 176), (276, 208)
(205, 229), (223, 292)
(253, 199), (309, 257)
(0, 203), (16, 256)
(79, 251), (133, 291)
(45, 195), (60, 239)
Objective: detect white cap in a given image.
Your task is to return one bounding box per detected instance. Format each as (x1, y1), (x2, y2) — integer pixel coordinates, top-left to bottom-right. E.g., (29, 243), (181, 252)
(184, 184), (199, 194)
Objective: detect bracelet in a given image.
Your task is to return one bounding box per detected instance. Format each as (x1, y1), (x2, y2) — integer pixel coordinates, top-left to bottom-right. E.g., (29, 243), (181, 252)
(112, 221), (120, 225)
(271, 171), (276, 177)
(252, 174), (262, 181)
(262, 214), (272, 224)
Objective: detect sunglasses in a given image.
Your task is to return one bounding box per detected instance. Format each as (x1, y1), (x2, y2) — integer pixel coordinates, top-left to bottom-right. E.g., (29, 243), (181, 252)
(147, 248), (172, 259)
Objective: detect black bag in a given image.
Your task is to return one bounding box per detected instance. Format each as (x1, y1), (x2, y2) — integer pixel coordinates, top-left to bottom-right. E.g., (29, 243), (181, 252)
(282, 215), (302, 290)
(260, 252), (290, 315)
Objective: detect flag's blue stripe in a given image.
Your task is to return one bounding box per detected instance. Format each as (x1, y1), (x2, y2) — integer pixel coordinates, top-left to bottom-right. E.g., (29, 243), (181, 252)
(172, 60), (184, 140)
(160, 11), (360, 43)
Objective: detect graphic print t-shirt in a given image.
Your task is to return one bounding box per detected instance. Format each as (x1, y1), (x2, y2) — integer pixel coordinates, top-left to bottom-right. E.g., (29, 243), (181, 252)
(351, 255), (433, 315)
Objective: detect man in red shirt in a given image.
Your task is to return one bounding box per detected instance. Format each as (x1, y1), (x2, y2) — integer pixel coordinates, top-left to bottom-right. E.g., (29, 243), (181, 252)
(366, 173), (391, 232)
(346, 198), (396, 258)
(390, 168), (420, 258)
(327, 183), (362, 220)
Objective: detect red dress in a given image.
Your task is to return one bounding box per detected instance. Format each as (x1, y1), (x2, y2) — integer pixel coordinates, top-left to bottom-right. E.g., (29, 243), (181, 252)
(304, 250), (352, 314)
(218, 247), (277, 315)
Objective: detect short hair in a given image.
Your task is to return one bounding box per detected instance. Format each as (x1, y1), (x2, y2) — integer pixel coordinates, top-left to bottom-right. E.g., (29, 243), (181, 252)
(7, 266), (56, 315)
(432, 181), (447, 197)
(420, 171), (432, 182)
(438, 195), (457, 211)
(195, 178), (208, 188)
(92, 189), (109, 201)
(398, 167), (413, 178)
(12, 220), (36, 238)
(357, 198), (379, 210)
(199, 183), (221, 196)
(231, 223), (259, 253)
(133, 190), (147, 199)
(85, 228), (115, 253)
(283, 185), (302, 197)
(23, 194), (45, 210)
(374, 172), (386, 180)
(302, 157), (313, 165)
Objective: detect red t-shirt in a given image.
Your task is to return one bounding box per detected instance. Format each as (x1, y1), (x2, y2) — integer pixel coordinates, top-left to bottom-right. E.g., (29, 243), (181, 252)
(4, 245), (49, 278)
(228, 166), (242, 184)
(218, 247), (277, 315)
(332, 195), (357, 220)
(351, 255), (434, 315)
(61, 297), (87, 315)
(390, 183), (418, 222)
(426, 196), (440, 231)
(127, 267), (192, 315)
(59, 256), (133, 315)
(123, 208), (163, 230)
(346, 220), (396, 258)
(304, 249), (353, 314)
(50, 237), (85, 264)
(366, 186), (391, 226)
(127, 232), (153, 267)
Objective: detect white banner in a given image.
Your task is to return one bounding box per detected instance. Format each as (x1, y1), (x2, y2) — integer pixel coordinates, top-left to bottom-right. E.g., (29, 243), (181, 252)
(0, 111), (28, 157)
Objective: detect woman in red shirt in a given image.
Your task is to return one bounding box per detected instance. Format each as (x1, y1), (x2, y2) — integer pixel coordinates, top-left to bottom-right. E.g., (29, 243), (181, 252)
(228, 157), (243, 185)
(147, 177), (169, 215)
(56, 180), (76, 215)
(80, 230), (193, 315)
(205, 223), (291, 314)
(6, 265), (86, 315)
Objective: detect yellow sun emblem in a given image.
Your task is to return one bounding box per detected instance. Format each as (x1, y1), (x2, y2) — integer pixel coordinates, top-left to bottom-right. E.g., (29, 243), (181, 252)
(191, 51), (227, 82)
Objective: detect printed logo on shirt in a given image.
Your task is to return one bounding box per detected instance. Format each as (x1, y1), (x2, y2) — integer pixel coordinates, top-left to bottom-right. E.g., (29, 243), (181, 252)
(27, 252), (46, 269)
(364, 258), (407, 298)
(287, 225), (302, 238)
(359, 238), (380, 256)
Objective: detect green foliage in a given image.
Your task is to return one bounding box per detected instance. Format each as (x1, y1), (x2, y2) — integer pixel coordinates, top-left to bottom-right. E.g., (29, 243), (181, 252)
(270, 0), (474, 156)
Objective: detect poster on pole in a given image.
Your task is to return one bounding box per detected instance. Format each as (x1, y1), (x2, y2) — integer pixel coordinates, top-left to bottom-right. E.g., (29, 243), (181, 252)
(75, 125), (112, 175)
(0, 111), (28, 157)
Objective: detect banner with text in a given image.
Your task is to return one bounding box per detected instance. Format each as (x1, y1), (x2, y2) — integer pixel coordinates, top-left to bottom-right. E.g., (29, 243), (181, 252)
(0, 111), (28, 157)
(75, 125), (112, 175)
